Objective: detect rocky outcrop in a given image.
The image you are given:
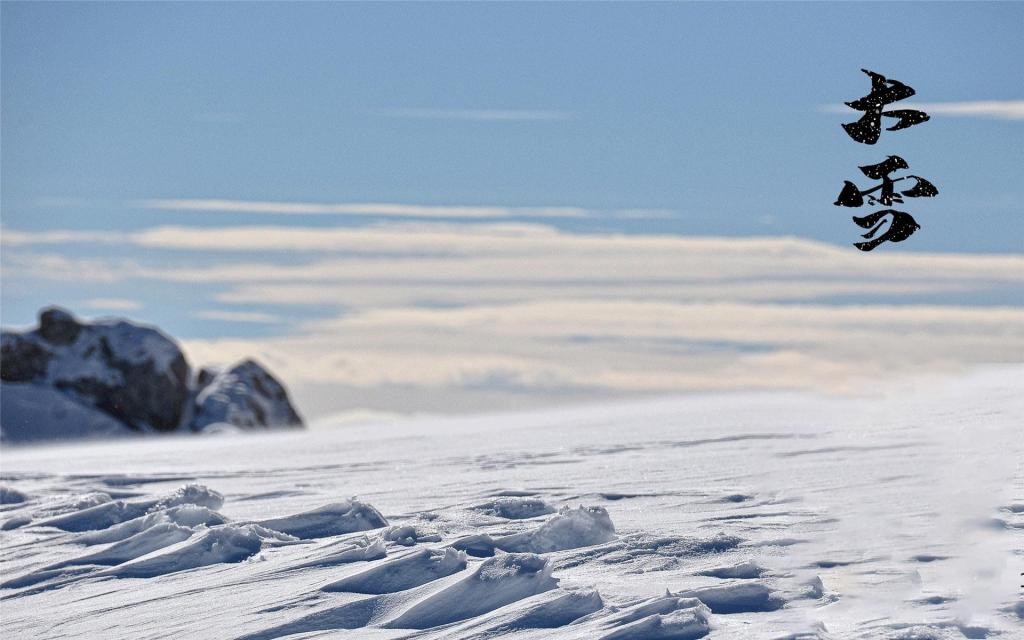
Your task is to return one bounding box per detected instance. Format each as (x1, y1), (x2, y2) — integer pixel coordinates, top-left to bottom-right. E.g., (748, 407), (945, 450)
(1, 307), (303, 442)
(191, 360), (303, 431)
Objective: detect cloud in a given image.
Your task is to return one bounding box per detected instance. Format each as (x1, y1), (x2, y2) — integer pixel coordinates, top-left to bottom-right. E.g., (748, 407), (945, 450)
(133, 199), (673, 220)
(1, 250), (135, 283)
(195, 310), (282, 324)
(821, 100), (1024, 120)
(4, 220), (1022, 416)
(181, 299), (1024, 397)
(1, 228), (125, 246)
(136, 199), (591, 219)
(379, 108), (573, 121)
(901, 101), (1024, 120)
(5, 223), (1022, 297)
(82, 298), (143, 311)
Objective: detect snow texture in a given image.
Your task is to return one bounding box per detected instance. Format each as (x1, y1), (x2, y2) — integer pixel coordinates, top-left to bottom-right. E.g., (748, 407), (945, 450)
(0, 367), (1021, 639)
(472, 496), (556, 519)
(255, 499), (387, 539)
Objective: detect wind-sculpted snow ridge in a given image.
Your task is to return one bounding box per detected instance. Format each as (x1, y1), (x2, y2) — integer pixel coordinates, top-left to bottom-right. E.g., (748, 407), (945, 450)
(0, 484), (382, 597)
(101, 524), (295, 579)
(585, 594), (712, 640)
(696, 559), (766, 579)
(1, 370), (1022, 638)
(2, 523), (199, 589)
(34, 484), (223, 532)
(454, 505), (616, 556)
(419, 590), (712, 640)
(673, 582), (784, 613)
(472, 496), (556, 519)
(283, 534), (387, 570)
(255, 498), (388, 539)
(381, 523), (443, 545)
(322, 547), (467, 594)
(80, 505), (227, 544)
(239, 553), (560, 639)
(553, 530), (746, 572)
(0, 486), (29, 504)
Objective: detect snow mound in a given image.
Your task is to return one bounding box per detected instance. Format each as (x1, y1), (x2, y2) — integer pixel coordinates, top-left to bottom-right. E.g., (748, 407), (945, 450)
(457, 506), (617, 556)
(2, 515), (32, 530)
(151, 484), (224, 511)
(433, 588), (605, 639)
(57, 523), (195, 568)
(323, 547), (467, 594)
(696, 559), (766, 579)
(103, 524), (294, 579)
(673, 582), (783, 613)
(238, 553), (557, 639)
(257, 499), (387, 539)
(287, 535), (387, 570)
(80, 505), (227, 545)
(35, 484), (223, 532)
(51, 491), (113, 514)
(36, 500), (144, 532)
(0, 486), (29, 504)
(472, 496), (555, 519)
(801, 575), (826, 599)
(597, 596), (711, 640)
(558, 531), (746, 571)
(501, 505), (616, 552)
(382, 553), (558, 629)
(381, 524), (442, 546)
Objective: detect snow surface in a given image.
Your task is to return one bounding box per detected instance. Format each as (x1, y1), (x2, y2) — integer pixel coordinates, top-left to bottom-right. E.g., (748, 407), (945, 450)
(0, 367), (1021, 639)
(0, 384), (134, 441)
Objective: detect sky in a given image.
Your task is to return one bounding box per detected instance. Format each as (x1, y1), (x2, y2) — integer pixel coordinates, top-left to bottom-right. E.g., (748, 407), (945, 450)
(2, 2), (1022, 421)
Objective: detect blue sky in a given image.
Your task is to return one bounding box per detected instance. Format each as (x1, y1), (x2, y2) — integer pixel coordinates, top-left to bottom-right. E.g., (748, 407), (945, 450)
(4, 2), (1022, 242)
(2, 2), (1022, 418)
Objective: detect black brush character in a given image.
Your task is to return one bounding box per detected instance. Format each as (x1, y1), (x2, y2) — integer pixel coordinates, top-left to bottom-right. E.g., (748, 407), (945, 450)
(851, 209), (921, 251)
(842, 69), (930, 144)
(834, 155), (938, 207)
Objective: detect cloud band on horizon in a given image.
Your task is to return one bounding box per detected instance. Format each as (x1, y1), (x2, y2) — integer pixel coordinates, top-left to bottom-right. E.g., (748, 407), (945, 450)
(132, 199), (675, 220)
(3, 220), (1022, 417)
(820, 99), (1024, 120)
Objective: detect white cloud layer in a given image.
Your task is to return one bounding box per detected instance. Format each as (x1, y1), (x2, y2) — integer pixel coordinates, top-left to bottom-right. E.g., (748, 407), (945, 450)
(81, 298), (143, 311)
(195, 310), (283, 324)
(821, 100), (1024, 120)
(3, 220), (1022, 416)
(901, 100), (1024, 120)
(131, 199), (672, 220)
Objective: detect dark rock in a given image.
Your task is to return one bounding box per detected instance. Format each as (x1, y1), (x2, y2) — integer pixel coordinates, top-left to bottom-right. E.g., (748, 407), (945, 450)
(1, 334), (53, 382)
(2, 309), (190, 432)
(38, 307), (82, 345)
(191, 359), (303, 431)
(1, 308), (304, 441)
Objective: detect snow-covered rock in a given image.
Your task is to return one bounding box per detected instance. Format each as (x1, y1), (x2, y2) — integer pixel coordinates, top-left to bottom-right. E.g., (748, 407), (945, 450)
(191, 360), (303, 432)
(0, 307), (303, 441)
(2, 307), (189, 433)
